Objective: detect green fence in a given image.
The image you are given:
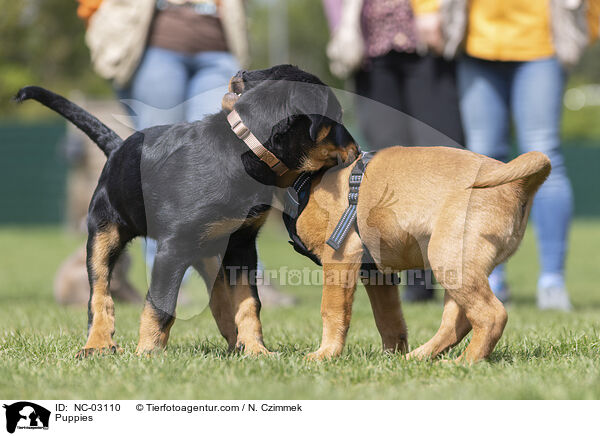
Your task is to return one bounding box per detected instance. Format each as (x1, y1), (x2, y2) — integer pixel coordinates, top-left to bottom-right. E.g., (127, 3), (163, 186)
(564, 142), (600, 217)
(0, 122), (597, 224)
(0, 122), (66, 224)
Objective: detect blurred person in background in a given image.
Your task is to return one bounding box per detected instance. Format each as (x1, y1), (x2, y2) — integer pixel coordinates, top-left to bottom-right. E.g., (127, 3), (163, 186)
(78, 0), (248, 126)
(72, 0), (296, 307)
(323, 0), (464, 302)
(412, 0), (600, 310)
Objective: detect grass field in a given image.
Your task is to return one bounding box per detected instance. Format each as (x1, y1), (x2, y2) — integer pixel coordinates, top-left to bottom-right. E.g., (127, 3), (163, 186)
(1, 218), (599, 400)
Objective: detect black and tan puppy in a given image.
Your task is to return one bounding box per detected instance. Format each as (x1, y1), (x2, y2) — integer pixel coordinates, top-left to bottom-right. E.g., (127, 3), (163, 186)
(16, 64), (358, 357)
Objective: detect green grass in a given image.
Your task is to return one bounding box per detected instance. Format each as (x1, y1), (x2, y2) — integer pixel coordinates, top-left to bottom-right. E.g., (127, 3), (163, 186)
(1, 219), (599, 400)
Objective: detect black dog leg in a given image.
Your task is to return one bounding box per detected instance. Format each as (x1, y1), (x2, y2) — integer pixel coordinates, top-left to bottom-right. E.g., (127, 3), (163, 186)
(136, 240), (188, 354)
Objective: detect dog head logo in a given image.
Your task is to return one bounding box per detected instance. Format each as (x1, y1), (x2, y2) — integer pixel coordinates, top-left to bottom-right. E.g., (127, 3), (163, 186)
(3, 402), (50, 433)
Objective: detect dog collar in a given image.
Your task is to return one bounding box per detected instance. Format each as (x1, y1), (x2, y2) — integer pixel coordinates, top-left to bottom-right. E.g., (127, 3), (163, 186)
(227, 110), (289, 176)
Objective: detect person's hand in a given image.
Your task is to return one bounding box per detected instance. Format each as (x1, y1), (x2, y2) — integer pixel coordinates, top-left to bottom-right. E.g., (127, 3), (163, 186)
(414, 12), (444, 55)
(327, 25), (364, 80)
(326, 0), (365, 80)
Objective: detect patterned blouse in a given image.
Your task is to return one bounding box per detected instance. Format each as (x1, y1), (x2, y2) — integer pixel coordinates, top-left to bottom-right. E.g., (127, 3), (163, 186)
(361, 0), (418, 58)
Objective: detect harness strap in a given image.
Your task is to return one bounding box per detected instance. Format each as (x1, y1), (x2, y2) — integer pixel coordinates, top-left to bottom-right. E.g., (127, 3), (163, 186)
(227, 110), (289, 176)
(283, 172), (322, 265)
(284, 173), (312, 218)
(326, 152), (375, 250)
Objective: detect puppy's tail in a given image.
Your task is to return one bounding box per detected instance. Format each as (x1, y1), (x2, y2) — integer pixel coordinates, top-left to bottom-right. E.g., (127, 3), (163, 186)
(14, 86), (122, 157)
(470, 151), (551, 194)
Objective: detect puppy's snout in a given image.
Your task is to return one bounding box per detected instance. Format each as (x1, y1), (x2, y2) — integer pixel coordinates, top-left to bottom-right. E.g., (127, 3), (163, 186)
(338, 143), (359, 165)
(346, 143), (359, 162)
(332, 146), (358, 167)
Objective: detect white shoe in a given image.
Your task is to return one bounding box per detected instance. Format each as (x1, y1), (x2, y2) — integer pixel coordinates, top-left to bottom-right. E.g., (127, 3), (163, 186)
(537, 286), (572, 311)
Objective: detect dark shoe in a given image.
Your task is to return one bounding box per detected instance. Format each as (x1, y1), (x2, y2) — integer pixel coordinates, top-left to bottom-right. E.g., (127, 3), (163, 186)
(402, 269), (435, 302)
(403, 285), (435, 302)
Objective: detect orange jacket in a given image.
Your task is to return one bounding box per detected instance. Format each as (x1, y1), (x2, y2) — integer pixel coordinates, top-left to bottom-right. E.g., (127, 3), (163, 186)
(76, 0), (230, 21)
(411, 0), (599, 61)
(77, 0), (103, 22)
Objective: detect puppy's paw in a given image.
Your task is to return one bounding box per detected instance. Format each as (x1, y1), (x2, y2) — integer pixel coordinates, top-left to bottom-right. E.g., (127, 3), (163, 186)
(382, 335), (408, 355)
(436, 358), (458, 365)
(75, 348), (95, 359)
(75, 344), (122, 359)
(452, 354), (477, 365)
(135, 344), (165, 356)
(227, 341), (237, 353)
(405, 347), (434, 361)
(305, 346), (341, 361)
(235, 340), (273, 357)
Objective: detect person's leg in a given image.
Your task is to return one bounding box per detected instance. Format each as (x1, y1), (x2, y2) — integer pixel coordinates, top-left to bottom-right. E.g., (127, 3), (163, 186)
(185, 51), (239, 122)
(458, 57), (512, 160)
(511, 57), (572, 310)
(457, 56), (512, 301)
(354, 53), (410, 150)
(401, 53), (465, 147)
(128, 47), (188, 129)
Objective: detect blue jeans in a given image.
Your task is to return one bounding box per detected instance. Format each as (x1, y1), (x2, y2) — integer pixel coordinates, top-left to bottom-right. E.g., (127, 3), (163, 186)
(120, 47), (239, 274)
(125, 47), (239, 129)
(457, 56), (573, 290)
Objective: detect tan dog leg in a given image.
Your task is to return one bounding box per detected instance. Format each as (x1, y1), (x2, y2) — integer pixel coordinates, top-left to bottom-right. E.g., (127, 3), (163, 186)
(307, 261), (360, 360)
(452, 277), (507, 363)
(406, 292), (471, 360)
(76, 225), (122, 357)
(363, 279), (408, 353)
(209, 273), (237, 351)
(199, 261), (266, 355)
(231, 281), (270, 356)
(194, 258), (238, 351)
(423, 208), (506, 363)
(218, 227), (270, 356)
(136, 301), (175, 354)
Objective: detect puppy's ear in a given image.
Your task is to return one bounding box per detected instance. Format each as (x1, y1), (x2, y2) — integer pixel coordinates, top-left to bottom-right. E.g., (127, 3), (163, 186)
(221, 92), (240, 112)
(308, 114), (328, 143)
(290, 82), (341, 144)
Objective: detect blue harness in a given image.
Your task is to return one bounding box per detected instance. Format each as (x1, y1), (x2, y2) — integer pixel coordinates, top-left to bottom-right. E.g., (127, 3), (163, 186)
(282, 152), (376, 265)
